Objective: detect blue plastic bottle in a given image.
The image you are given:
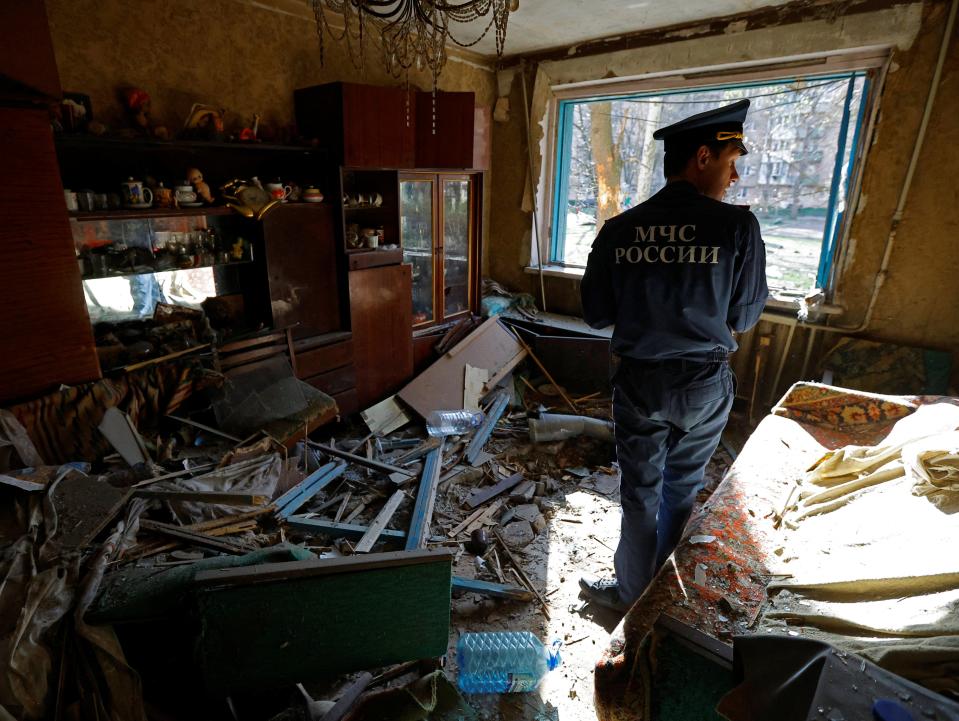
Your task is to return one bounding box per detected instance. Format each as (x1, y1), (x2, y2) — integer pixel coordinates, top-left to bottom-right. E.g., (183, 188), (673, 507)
(457, 631), (562, 693)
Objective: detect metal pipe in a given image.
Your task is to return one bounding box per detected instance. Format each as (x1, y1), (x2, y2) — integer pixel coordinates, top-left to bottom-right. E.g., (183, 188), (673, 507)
(835, 0), (958, 332)
(521, 59), (548, 312)
(528, 413), (614, 443)
(799, 327), (819, 381)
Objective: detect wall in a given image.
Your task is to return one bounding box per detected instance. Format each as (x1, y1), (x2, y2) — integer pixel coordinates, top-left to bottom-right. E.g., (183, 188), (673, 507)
(45, 0), (497, 266)
(488, 0), (959, 385)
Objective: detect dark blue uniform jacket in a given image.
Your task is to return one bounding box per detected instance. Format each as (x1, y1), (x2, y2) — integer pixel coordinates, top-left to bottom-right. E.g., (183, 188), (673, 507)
(581, 180), (768, 361)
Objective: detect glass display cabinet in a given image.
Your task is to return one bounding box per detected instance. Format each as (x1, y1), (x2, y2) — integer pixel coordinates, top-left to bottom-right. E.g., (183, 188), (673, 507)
(399, 172), (480, 327)
(69, 208), (256, 324)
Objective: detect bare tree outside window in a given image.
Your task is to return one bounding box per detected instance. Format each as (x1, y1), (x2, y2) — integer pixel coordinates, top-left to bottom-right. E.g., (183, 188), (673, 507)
(554, 75), (866, 297)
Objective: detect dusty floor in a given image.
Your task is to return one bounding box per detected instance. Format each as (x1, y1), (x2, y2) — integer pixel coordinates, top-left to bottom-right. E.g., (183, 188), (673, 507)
(300, 394), (740, 721)
(432, 427), (735, 720)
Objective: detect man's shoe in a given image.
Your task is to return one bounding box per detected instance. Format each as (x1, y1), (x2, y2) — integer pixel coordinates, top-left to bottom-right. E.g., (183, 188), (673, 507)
(579, 575), (630, 613)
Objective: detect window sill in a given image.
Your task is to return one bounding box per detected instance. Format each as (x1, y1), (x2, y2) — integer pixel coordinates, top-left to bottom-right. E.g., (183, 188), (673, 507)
(524, 264), (584, 280)
(522, 265), (845, 316)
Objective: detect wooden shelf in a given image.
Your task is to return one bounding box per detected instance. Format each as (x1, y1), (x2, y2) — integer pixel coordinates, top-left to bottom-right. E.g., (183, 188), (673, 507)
(55, 135), (324, 155)
(69, 206), (236, 221)
(81, 259), (252, 280)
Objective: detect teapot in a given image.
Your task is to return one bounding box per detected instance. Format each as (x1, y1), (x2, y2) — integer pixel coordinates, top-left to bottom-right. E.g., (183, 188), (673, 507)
(220, 178), (280, 220)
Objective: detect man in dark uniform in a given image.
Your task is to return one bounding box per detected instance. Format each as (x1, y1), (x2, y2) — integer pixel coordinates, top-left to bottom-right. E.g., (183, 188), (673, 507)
(579, 99), (768, 612)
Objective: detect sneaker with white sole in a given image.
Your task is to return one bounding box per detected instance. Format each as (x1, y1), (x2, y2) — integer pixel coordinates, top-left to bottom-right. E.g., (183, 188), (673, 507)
(579, 575), (630, 613)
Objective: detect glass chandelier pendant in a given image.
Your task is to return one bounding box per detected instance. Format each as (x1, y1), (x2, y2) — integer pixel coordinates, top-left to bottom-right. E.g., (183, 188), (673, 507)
(312, 0), (518, 90)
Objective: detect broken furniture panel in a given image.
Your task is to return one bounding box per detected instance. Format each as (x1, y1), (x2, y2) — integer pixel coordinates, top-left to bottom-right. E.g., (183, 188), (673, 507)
(212, 330), (338, 447)
(193, 549), (453, 694)
(398, 317), (524, 418)
(502, 317), (611, 395)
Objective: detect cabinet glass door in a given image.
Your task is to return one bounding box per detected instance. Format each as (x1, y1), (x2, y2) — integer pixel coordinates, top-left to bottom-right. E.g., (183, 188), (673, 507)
(441, 178), (472, 317)
(400, 178), (435, 325)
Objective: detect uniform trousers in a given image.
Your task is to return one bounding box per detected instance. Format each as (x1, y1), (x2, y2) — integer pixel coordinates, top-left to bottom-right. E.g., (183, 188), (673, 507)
(611, 355), (735, 603)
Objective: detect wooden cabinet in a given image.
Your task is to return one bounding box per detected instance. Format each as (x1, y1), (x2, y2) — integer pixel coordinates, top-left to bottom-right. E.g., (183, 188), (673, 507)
(295, 83), (416, 169)
(400, 172), (481, 328)
(338, 168), (403, 270)
(294, 332), (357, 415)
(262, 203), (342, 335)
(348, 265), (413, 408)
(0, 0), (61, 100)
(0, 106), (101, 403)
(295, 82), (476, 170)
(415, 91), (475, 169)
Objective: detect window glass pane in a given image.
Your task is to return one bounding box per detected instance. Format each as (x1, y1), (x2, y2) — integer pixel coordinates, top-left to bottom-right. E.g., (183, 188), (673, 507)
(71, 215), (247, 323)
(83, 269), (216, 323)
(554, 74), (867, 297)
(400, 180), (434, 324)
(443, 180), (470, 317)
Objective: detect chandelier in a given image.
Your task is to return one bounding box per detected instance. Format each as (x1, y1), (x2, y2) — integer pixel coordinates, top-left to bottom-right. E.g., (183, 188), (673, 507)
(312, 0), (518, 85)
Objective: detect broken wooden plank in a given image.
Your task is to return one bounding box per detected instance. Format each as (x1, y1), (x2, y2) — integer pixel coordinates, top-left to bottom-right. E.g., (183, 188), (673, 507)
(482, 348), (528, 393)
(464, 390), (510, 466)
(99, 407), (149, 466)
(463, 364), (489, 411)
(132, 489), (270, 505)
(273, 462), (347, 519)
(492, 528), (551, 619)
(360, 395), (411, 436)
(507, 329), (578, 413)
(393, 437), (442, 467)
(307, 441), (417, 478)
(355, 490), (406, 553)
(138, 519), (254, 555)
(465, 472), (524, 510)
(343, 502), (367, 524)
(286, 516), (407, 541)
(333, 492), (352, 523)
(447, 497), (505, 538)
(318, 671), (373, 721)
(452, 576), (534, 601)
(166, 414), (243, 443)
(405, 443), (444, 551)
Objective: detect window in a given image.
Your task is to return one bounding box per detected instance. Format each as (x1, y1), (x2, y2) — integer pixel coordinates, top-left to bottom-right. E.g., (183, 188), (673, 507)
(551, 71), (870, 297)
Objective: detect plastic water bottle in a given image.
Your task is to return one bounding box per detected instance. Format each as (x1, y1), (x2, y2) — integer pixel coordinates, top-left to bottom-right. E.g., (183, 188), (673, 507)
(457, 631), (562, 693)
(425, 410), (484, 437)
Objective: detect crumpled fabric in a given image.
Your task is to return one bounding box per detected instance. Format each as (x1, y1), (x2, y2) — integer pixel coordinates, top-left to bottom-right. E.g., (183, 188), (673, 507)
(792, 403), (959, 521)
(0, 480), (147, 719)
(153, 452), (281, 524)
(902, 431), (959, 509)
(764, 402), (959, 696)
(0, 495), (79, 719)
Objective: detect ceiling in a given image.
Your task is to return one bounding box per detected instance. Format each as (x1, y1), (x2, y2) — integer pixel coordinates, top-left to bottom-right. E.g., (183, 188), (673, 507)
(453, 0), (799, 57)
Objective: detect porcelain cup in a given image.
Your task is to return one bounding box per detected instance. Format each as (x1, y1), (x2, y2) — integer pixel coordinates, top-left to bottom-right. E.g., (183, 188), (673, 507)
(266, 182), (292, 202)
(121, 178), (152, 207)
(175, 185), (197, 205)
